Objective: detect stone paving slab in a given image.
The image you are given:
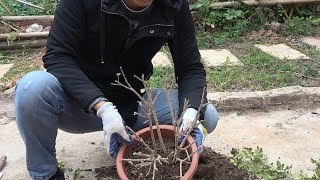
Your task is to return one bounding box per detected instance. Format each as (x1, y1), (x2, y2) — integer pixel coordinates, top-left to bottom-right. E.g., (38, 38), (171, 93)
(301, 37), (320, 51)
(151, 52), (172, 67)
(0, 64), (14, 79)
(200, 49), (243, 67)
(255, 44), (310, 60)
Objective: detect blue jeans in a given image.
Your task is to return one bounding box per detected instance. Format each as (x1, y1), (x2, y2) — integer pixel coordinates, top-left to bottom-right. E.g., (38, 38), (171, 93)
(15, 71), (218, 180)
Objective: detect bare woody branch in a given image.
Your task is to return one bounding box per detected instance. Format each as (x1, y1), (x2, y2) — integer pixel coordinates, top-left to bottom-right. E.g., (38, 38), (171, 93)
(126, 126), (155, 155)
(112, 67), (158, 152)
(179, 87), (207, 149)
(134, 75), (166, 152)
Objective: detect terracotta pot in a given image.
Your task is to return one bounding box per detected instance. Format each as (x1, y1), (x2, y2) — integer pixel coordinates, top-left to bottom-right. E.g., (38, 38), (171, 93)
(116, 125), (199, 180)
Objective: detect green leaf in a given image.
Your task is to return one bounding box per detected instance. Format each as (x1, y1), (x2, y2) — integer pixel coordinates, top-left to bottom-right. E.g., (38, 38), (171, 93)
(140, 89), (146, 93)
(234, 10), (243, 17)
(225, 14), (233, 20)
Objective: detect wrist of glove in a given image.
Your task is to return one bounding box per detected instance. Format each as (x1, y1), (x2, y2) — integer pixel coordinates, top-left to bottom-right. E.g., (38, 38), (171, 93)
(180, 108), (208, 152)
(97, 102), (132, 158)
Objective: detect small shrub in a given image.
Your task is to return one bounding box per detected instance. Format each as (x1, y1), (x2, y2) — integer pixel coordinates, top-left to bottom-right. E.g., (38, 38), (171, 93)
(230, 147), (293, 179)
(283, 16), (320, 36)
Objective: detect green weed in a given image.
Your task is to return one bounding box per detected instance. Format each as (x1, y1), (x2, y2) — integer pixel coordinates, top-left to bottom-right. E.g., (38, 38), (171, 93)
(291, 44), (320, 59)
(207, 46), (320, 91)
(196, 30), (215, 49)
(147, 67), (176, 89)
(0, 50), (42, 83)
(230, 147), (293, 179)
(73, 168), (82, 180)
(1, 60), (40, 83)
(58, 162), (66, 172)
(231, 147), (320, 180)
(0, 53), (12, 64)
(150, 45), (320, 92)
(282, 16), (320, 36)
(298, 159), (320, 180)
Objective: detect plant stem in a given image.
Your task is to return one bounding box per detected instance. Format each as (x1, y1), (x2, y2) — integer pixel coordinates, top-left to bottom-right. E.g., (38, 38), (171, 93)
(164, 90), (178, 160)
(112, 67), (157, 152)
(179, 88), (206, 149)
(126, 126), (155, 155)
(135, 75), (166, 152)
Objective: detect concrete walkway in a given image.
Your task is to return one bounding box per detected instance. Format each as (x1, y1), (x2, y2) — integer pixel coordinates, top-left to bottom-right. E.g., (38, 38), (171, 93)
(0, 90), (320, 179)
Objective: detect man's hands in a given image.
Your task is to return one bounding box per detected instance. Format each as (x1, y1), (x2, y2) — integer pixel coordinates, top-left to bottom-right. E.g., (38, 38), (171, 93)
(180, 108), (198, 133)
(180, 108), (207, 149)
(97, 102), (132, 158)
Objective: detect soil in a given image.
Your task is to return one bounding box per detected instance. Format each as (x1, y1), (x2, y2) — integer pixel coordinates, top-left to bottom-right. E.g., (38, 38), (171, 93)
(245, 28), (285, 42)
(194, 147), (250, 180)
(94, 146), (250, 180)
(124, 139), (189, 180)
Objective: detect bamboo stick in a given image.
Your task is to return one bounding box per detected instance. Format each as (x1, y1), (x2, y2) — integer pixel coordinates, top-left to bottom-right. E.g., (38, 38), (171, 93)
(0, 15), (54, 22)
(0, 0), (13, 15)
(0, 32), (49, 41)
(0, 20), (19, 32)
(0, 39), (47, 50)
(209, 0), (320, 9)
(16, 0), (45, 10)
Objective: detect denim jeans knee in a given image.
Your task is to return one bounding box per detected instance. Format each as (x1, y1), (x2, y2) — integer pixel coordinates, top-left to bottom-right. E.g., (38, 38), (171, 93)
(15, 71), (64, 179)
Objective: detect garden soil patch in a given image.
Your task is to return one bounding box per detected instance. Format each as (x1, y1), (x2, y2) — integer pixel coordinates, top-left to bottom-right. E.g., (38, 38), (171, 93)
(94, 146), (250, 180)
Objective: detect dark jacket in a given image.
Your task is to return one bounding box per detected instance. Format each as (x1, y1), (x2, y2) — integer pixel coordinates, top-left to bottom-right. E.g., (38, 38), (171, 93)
(43, 0), (207, 126)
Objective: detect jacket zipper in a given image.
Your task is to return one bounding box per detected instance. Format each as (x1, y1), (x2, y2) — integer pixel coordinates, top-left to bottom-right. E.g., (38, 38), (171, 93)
(101, 10), (174, 61)
(137, 24), (174, 31)
(102, 10), (131, 34)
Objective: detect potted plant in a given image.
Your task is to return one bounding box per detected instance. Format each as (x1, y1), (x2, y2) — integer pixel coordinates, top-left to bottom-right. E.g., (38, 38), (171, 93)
(112, 68), (206, 179)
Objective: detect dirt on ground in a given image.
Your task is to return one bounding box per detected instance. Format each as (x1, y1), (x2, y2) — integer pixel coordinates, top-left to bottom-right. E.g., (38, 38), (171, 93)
(93, 146), (250, 180)
(0, 95), (320, 179)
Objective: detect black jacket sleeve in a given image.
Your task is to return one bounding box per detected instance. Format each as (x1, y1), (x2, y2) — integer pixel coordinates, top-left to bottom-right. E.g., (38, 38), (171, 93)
(43, 0), (104, 110)
(168, 0), (207, 114)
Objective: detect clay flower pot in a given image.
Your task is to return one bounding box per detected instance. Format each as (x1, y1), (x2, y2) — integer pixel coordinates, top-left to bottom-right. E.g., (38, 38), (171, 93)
(116, 125), (199, 180)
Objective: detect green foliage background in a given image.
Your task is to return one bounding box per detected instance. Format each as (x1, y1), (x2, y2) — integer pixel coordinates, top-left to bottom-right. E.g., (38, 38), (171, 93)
(0, 0), (57, 16)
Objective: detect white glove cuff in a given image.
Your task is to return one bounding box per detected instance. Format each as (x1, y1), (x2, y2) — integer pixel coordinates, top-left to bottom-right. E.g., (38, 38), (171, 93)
(96, 101), (114, 118)
(184, 108), (197, 119)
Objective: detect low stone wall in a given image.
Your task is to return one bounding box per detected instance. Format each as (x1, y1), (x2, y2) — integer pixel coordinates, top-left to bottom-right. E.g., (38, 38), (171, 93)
(208, 86), (320, 111)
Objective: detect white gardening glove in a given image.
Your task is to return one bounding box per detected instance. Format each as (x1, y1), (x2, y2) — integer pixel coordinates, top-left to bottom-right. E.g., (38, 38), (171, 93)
(180, 108), (198, 133)
(97, 102), (132, 158)
(180, 108), (208, 150)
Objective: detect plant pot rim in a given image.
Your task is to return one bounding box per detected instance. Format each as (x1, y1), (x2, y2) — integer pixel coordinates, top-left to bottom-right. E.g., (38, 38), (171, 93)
(116, 125), (199, 180)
